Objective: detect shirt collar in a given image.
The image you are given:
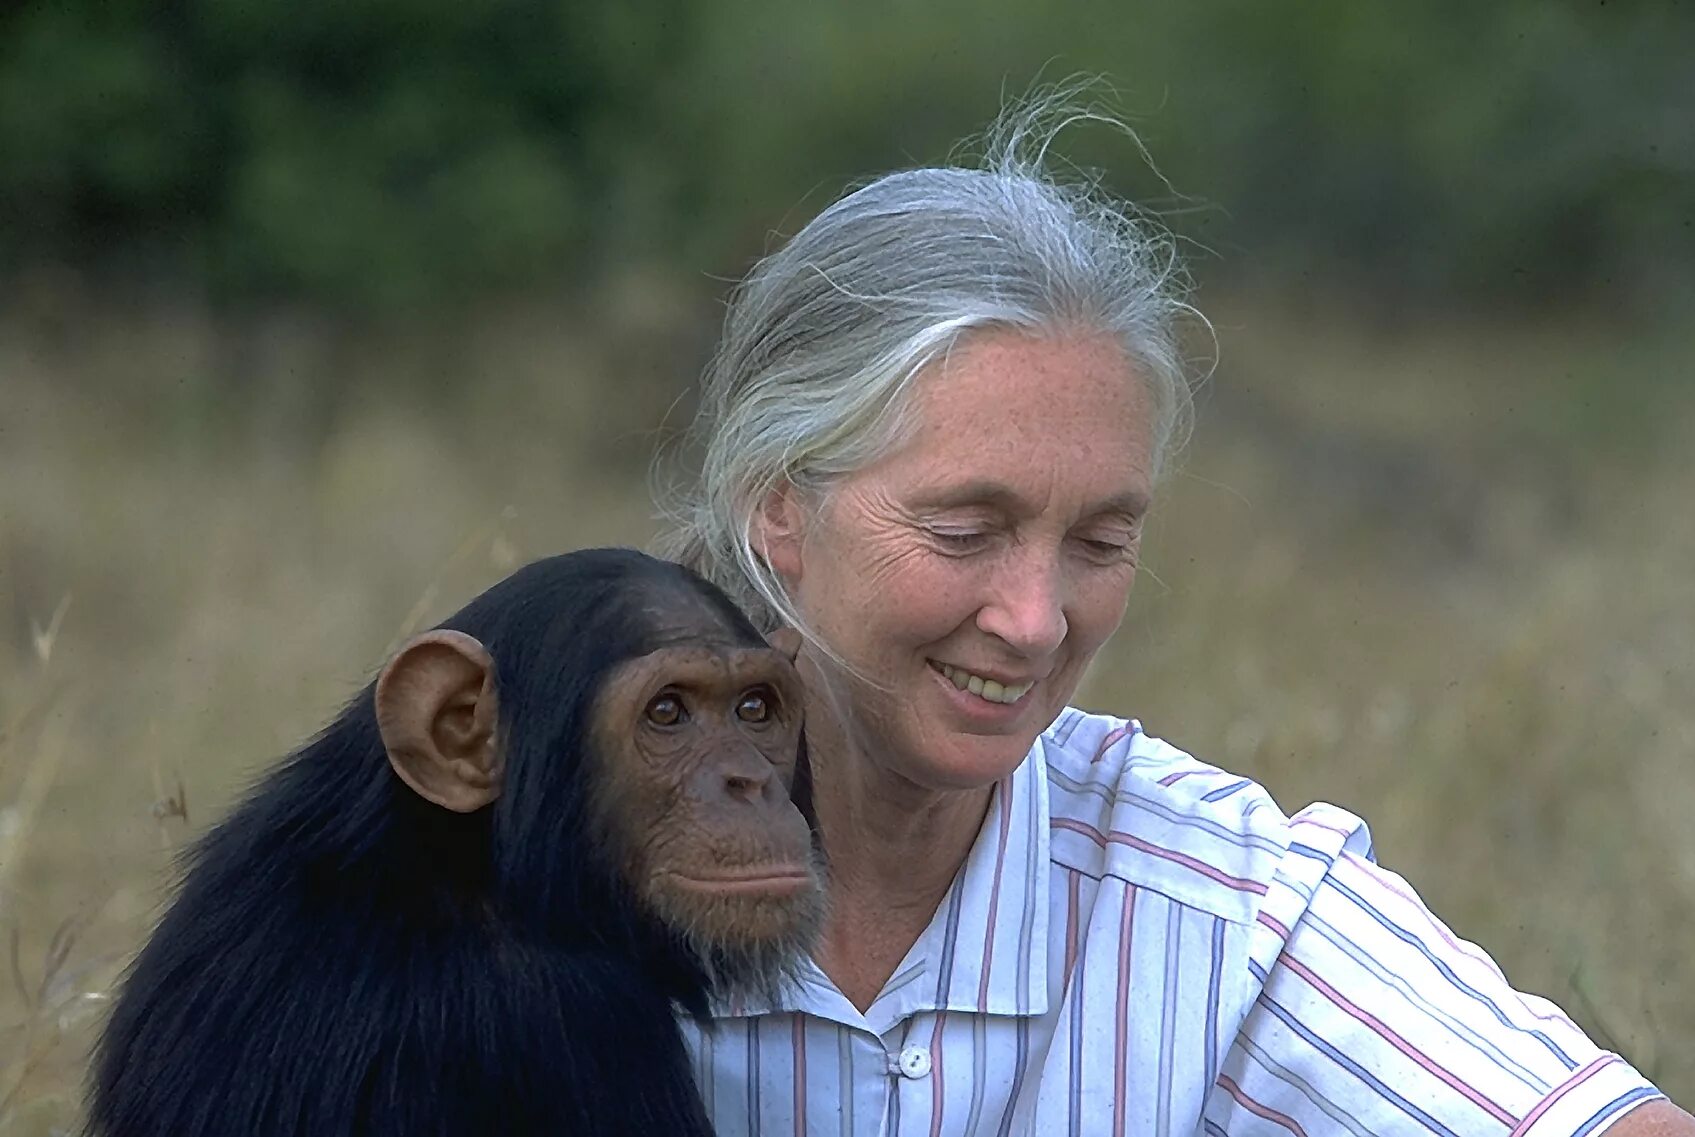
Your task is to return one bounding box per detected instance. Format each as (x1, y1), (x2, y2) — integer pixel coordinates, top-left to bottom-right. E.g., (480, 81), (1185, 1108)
(716, 743), (1052, 1033)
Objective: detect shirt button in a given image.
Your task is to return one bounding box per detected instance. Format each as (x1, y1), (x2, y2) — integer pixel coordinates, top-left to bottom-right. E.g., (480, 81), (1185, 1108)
(897, 1044), (932, 1079)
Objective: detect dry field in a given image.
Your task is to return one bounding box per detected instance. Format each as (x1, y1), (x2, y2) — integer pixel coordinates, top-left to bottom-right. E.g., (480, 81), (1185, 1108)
(1, 290), (1691, 1131)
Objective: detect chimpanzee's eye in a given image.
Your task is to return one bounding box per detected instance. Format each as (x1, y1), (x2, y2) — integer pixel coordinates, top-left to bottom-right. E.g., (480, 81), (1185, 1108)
(736, 689), (773, 723)
(644, 694), (686, 726)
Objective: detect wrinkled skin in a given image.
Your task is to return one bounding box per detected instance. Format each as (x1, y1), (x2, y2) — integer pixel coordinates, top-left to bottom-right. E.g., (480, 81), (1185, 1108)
(590, 632), (824, 983)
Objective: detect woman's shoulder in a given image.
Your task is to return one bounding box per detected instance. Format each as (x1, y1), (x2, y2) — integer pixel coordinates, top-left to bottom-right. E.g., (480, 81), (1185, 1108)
(1035, 707), (1372, 922)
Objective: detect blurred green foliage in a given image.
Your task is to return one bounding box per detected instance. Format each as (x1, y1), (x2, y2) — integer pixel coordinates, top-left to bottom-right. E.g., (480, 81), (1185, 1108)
(1, 0), (1689, 311)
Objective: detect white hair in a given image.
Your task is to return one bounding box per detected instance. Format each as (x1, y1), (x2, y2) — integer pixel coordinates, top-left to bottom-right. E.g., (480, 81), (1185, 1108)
(657, 93), (1200, 648)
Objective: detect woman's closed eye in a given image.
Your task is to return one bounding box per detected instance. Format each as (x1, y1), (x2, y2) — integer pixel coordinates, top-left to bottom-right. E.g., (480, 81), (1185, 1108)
(925, 527), (993, 555)
(1073, 532), (1138, 563)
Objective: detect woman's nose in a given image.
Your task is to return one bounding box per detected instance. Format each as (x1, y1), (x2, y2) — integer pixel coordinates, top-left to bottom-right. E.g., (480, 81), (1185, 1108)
(974, 549), (1068, 657)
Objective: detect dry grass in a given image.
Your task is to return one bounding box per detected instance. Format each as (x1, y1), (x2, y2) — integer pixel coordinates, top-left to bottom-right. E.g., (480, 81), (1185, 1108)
(0, 290), (1690, 1131)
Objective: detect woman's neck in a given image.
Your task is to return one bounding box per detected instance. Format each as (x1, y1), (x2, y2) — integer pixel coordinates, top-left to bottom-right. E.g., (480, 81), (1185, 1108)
(802, 700), (995, 1011)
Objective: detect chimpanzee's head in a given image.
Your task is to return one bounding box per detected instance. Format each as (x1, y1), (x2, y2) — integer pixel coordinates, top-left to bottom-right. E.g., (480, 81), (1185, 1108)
(371, 549), (824, 1006)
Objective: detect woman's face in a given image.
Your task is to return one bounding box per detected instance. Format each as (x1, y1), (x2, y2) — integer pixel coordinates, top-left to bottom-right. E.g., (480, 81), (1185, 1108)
(764, 327), (1155, 791)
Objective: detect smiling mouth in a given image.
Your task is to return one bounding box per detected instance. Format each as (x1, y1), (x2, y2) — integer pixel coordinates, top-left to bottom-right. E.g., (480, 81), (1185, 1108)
(929, 661), (1035, 705)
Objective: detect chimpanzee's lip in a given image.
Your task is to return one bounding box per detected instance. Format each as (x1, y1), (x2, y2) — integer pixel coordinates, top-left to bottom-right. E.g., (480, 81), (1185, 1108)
(663, 869), (816, 895)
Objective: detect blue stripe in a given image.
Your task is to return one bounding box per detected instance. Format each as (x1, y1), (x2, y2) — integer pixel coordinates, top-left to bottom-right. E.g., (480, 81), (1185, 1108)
(1205, 916), (1225, 1093)
(934, 872), (966, 1002)
(746, 1018), (761, 1137)
(1049, 766), (1285, 854)
(1281, 876), (1321, 906)
(1573, 1089), (1665, 1137)
(878, 961), (929, 1004)
(1303, 909), (1547, 1089)
(994, 1017), (1030, 1137)
(963, 1014), (989, 1134)
(887, 1019), (908, 1133)
(1232, 1030), (1377, 1137)
(1156, 902), (1180, 1135)
(1114, 784), (1285, 853)
(1049, 709), (1085, 745)
(1256, 994), (1462, 1137)
(1287, 841), (1336, 863)
(838, 1026), (855, 1137)
(1327, 875), (1578, 1068)
(1067, 929), (1090, 1137)
(1201, 777), (1254, 802)
(1016, 768), (1041, 1016)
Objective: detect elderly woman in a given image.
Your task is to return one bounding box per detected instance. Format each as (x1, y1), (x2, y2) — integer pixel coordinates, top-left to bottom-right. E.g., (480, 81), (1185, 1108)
(659, 113), (1691, 1137)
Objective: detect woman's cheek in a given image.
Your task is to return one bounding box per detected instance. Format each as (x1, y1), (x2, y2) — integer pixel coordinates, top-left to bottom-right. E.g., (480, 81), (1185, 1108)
(924, 555), (993, 617)
(1076, 565), (1136, 641)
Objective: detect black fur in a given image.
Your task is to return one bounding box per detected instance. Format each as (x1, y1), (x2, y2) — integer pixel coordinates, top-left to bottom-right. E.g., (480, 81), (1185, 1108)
(89, 549), (774, 1137)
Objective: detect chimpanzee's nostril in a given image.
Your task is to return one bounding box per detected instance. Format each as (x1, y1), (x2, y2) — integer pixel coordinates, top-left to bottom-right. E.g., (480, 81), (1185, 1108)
(723, 772), (770, 802)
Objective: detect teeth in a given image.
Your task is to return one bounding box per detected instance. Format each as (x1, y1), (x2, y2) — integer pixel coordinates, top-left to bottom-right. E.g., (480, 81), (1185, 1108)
(937, 662), (1033, 705)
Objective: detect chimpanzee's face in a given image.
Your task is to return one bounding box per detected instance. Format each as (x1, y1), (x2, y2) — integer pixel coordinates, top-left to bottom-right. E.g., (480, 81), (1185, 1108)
(588, 620), (823, 990)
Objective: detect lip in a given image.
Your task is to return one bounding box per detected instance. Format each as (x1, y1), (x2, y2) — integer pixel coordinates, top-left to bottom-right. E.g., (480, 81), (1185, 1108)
(663, 870), (816, 896)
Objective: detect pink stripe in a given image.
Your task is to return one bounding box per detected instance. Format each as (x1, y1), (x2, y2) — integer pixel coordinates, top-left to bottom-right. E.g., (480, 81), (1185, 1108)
(977, 777), (1015, 1010)
(1092, 725), (1133, 763)
(1281, 954), (1516, 1125)
(1507, 1054), (1620, 1137)
(928, 1010), (948, 1137)
(1158, 769), (1199, 786)
(1112, 885), (1137, 1137)
(1052, 817), (1270, 895)
(791, 1015), (806, 1137)
(1218, 1073), (1310, 1137)
(1336, 853), (1573, 1028)
(1064, 869), (1081, 978)
(1255, 910), (1291, 941)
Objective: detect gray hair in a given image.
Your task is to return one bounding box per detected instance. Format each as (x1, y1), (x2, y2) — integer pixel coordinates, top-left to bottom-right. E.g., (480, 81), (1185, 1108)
(656, 98), (1199, 642)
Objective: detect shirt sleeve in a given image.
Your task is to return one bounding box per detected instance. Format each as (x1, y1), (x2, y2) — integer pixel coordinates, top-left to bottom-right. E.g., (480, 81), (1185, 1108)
(1206, 806), (1665, 1137)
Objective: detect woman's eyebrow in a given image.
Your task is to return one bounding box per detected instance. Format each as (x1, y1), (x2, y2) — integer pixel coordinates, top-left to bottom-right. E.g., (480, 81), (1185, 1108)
(909, 480), (1150, 517)
(909, 479), (1026, 512)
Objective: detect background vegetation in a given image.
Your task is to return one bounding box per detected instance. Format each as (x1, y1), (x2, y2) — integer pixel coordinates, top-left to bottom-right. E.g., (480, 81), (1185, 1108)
(2, 1), (1692, 1129)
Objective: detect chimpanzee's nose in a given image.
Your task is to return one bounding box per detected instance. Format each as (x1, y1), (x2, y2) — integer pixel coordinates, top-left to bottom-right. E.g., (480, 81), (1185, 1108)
(698, 749), (778, 805)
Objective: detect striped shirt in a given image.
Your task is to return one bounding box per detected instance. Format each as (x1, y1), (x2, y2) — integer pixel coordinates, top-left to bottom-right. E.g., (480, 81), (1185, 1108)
(680, 708), (1663, 1136)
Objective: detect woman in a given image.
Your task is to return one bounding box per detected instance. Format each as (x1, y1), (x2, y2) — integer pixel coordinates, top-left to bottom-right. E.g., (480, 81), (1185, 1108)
(659, 107), (1690, 1137)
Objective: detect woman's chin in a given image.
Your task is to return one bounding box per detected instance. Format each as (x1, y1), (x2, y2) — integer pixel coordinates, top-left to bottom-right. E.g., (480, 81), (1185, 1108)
(906, 730), (1039, 792)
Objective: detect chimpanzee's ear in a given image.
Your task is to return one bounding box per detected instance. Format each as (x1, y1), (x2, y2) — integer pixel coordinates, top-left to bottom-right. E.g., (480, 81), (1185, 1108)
(766, 626), (803, 663)
(375, 629), (502, 813)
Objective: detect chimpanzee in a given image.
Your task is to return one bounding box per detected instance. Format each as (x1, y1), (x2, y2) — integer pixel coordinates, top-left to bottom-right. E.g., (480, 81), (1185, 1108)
(89, 549), (825, 1137)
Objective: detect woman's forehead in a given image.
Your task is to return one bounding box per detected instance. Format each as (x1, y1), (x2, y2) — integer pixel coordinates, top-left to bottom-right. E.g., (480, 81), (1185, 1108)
(917, 327), (1144, 415)
(879, 328), (1155, 504)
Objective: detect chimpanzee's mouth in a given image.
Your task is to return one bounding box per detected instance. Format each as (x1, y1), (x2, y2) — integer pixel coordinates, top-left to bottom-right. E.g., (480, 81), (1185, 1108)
(664, 869), (817, 896)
